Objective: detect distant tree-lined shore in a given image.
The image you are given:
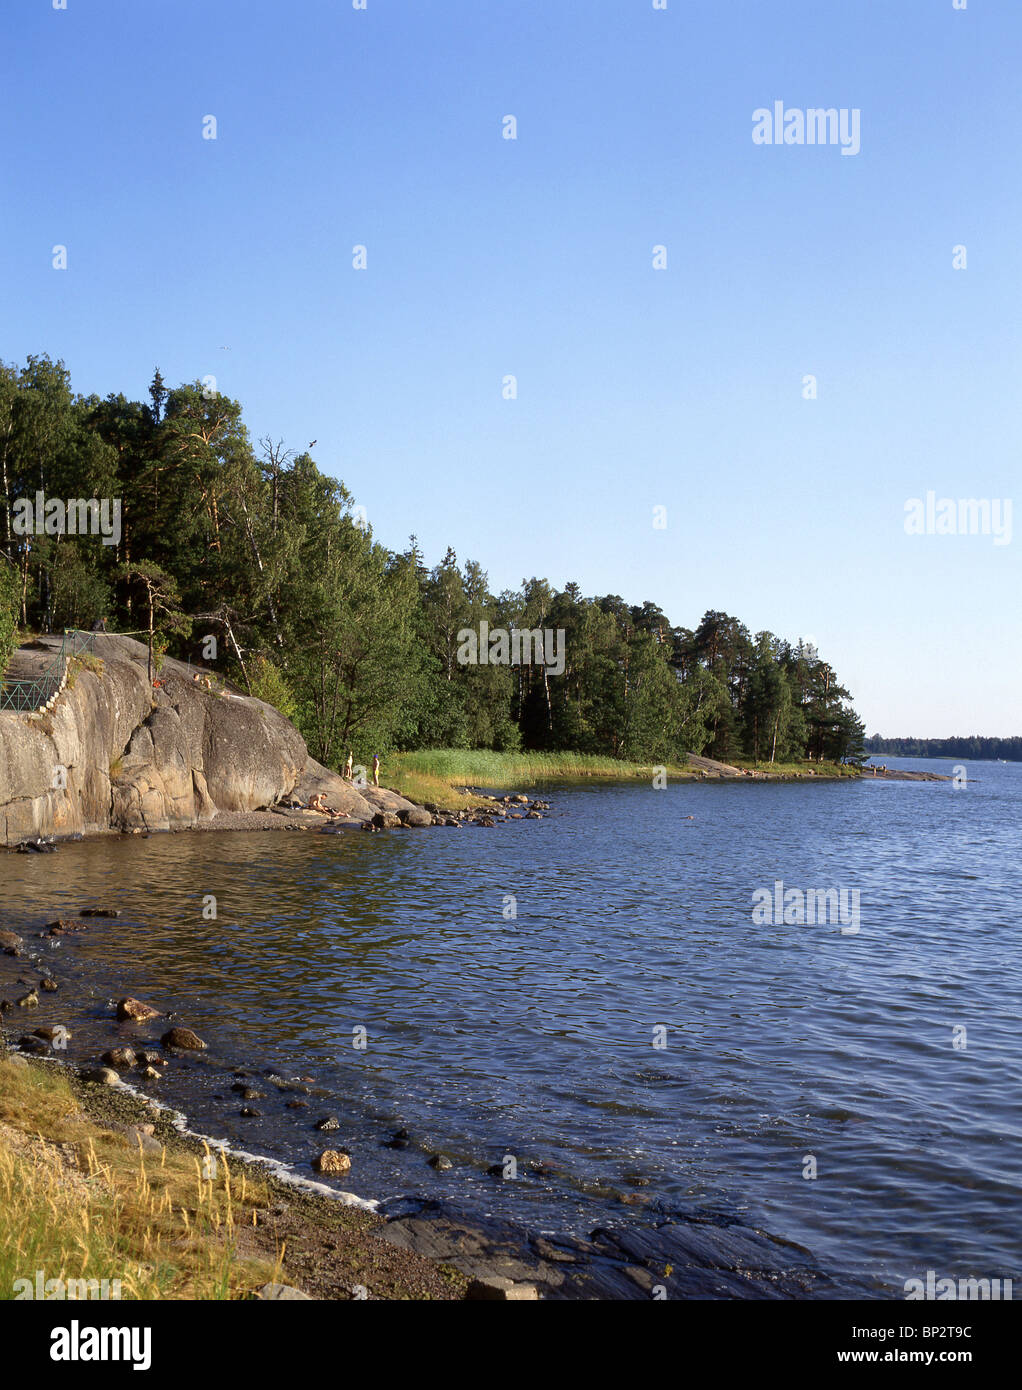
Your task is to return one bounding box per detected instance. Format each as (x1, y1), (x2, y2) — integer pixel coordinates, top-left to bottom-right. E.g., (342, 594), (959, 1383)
(866, 736), (1021, 762)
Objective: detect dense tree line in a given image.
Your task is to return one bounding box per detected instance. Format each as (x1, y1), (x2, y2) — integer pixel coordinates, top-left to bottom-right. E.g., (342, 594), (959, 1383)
(865, 736), (1021, 762)
(0, 356), (865, 767)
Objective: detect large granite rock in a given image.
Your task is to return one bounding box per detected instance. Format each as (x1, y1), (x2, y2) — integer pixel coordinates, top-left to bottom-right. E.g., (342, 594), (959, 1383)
(294, 758), (376, 820)
(0, 633), (418, 844)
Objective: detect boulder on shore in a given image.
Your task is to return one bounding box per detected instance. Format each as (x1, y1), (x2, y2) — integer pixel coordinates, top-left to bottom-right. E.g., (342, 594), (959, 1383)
(0, 633), (422, 843)
(313, 1149), (352, 1176)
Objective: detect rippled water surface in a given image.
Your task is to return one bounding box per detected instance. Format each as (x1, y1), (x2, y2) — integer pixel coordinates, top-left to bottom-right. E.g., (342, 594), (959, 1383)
(2, 758), (1020, 1294)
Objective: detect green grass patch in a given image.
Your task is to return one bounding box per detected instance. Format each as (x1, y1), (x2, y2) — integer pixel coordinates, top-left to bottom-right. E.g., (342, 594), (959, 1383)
(386, 750), (860, 804)
(388, 749), (696, 805)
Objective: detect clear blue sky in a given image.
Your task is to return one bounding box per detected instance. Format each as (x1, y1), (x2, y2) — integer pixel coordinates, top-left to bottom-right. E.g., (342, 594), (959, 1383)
(3, 0), (1019, 736)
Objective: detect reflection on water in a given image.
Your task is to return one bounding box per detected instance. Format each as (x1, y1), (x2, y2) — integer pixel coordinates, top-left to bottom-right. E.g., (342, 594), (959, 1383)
(2, 759), (1020, 1292)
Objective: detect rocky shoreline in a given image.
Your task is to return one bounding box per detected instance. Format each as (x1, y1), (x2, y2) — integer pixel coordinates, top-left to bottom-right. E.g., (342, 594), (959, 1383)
(1, 1046), (862, 1300)
(0, 632), (560, 847)
(0, 910), (878, 1301)
(0, 639), (902, 1297)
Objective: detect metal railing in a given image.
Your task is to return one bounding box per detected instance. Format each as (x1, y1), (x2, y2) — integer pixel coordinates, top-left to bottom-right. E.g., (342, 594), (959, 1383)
(0, 629), (98, 714)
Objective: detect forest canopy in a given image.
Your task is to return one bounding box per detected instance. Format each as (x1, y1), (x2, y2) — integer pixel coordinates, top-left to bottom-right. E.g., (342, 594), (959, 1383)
(0, 355), (865, 769)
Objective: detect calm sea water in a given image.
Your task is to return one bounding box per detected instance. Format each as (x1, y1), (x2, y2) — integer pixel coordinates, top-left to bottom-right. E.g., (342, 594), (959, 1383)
(2, 756), (1019, 1295)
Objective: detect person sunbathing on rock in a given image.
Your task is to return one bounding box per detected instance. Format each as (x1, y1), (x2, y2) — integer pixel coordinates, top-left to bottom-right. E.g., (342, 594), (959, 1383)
(308, 793), (347, 819)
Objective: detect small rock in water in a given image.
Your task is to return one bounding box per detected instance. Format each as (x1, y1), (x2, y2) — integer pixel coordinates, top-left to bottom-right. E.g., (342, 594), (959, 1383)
(79, 907), (120, 918)
(240, 1107), (262, 1118)
(428, 1153), (453, 1171)
(0, 930), (24, 950)
(117, 997), (161, 1022)
(39, 977), (59, 993)
(315, 1116), (341, 1132)
(33, 1025), (70, 1043)
(16, 990), (38, 1008)
(141, 1067), (162, 1081)
(161, 1027), (207, 1051)
(384, 1128), (410, 1150)
(286, 1099), (308, 1110)
(102, 1047), (137, 1070)
(313, 1149), (352, 1176)
(18, 1035), (51, 1055)
(241, 1088), (264, 1101)
(47, 919), (88, 935)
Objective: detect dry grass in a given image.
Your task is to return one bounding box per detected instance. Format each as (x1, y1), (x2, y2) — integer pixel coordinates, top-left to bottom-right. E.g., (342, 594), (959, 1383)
(0, 1059), (280, 1301)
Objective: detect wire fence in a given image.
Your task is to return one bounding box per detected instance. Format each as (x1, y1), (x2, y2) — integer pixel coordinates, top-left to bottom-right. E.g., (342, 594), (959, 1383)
(0, 629), (98, 714)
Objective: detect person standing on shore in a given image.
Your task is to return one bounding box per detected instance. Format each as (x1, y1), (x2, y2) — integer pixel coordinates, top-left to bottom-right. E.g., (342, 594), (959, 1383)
(344, 750), (353, 781)
(372, 753), (380, 787)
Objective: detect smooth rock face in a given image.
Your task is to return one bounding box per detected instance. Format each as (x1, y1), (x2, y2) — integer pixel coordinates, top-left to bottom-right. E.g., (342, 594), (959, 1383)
(377, 1199), (853, 1300)
(0, 634), (339, 844)
(294, 758), (376, 820)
